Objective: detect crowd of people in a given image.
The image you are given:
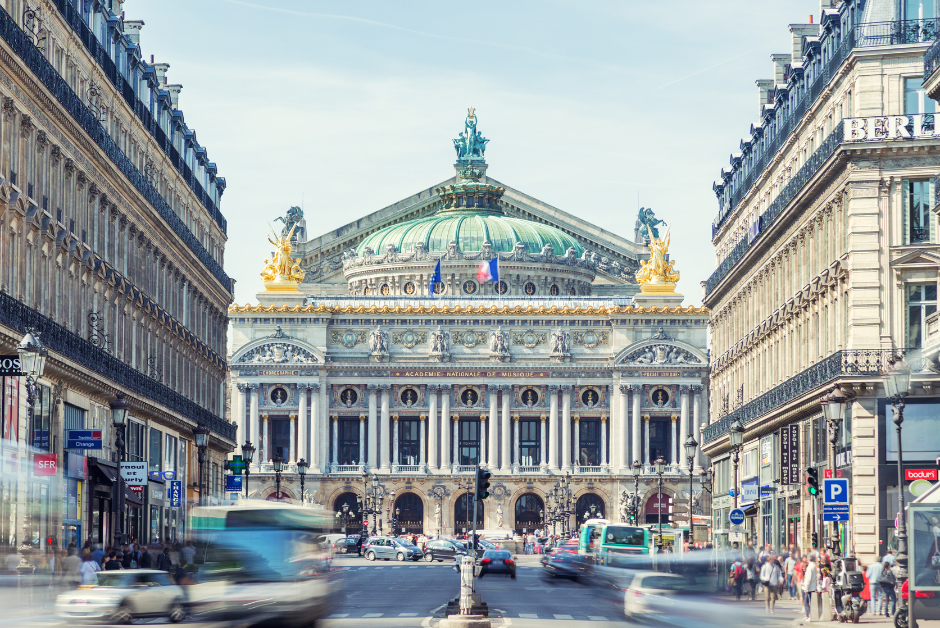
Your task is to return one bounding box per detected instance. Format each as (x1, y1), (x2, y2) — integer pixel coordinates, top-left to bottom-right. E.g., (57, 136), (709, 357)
(3, 539), (200, 588)
(726, 541), (900, 618)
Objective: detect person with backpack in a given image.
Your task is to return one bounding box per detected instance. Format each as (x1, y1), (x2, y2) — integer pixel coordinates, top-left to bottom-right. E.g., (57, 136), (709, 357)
(877, 560), (898, 616)
(730, 557), (745, 600)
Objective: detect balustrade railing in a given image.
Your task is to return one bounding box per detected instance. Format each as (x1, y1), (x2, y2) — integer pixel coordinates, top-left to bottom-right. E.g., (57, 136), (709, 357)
(703, 349), (927, 444)
(517, 466), (543, 473)
(926, 37), (940, 84)
(332, 465), (364, 473)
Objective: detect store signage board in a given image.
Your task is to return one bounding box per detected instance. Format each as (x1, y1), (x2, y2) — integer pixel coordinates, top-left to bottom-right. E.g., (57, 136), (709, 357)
(120, 461), (147, 486)
(168, 481), (182, 507)
(906, 469), (938, 482)
(225, 475), (243, 492)
(66, 430), (102, 449)
(780, 424), (800, 485)
(0, 355), (23, 376)
(34, 453), (57, 476)
(742, 485), (759, 502)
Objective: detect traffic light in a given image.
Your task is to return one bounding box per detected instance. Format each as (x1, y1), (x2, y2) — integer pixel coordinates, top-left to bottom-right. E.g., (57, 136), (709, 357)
(628, 509), (637, 523)
(806, 467), (819, 496)
(475, 466), (492, 501)
(812, 532), (819, 548)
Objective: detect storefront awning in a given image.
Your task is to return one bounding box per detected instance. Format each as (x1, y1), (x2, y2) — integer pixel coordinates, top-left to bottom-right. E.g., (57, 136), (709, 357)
(87, 458), (118, 485)
(124, 486), (143, 506)
(743, 504), (760, 516)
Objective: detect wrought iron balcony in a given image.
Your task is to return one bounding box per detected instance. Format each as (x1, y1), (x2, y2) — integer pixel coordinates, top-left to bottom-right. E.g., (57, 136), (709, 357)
(705, 121), (844, 298)
(702, 349), (927, 445)
(926, 37), (940, 91)
(0, 291), (235, 441)
(0, 7), (231, 291)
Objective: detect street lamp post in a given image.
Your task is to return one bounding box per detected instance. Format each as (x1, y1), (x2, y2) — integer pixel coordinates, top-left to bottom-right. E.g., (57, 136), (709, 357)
(241, 441), (255, 499)
(360, 472), (382, 536)
(16, 329), (47, 570)
(110, 393), (129, 546)
(821, 385), (849, 555)
(272, 455), (285, 501)
(297, 458), (308, 505)
(729, 419), (744, 509)
(684, 433), (698, 540)
(883, 356), (913, 585)
(654, 456), (666, 549)
(335, 503), (355, 534)
(193, 425), (210, 507)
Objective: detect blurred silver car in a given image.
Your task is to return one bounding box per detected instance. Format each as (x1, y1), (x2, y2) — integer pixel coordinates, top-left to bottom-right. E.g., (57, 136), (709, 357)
(623, 571), (686, 619)
(55, 570), (185, 624)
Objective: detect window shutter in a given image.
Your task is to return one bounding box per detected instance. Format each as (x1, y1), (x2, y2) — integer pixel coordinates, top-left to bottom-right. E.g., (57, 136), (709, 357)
(902, 180), (910, 246)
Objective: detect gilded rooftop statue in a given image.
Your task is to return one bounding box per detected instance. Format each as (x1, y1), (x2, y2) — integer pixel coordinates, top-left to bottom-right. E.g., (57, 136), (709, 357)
(261, 223), (305, 292)
(635, 225), (680, 295)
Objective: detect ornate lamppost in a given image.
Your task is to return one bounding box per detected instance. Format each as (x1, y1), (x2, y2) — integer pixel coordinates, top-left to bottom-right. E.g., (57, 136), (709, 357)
(654, 455), (666, 549)
(16, 329), (47, 570)
(241, 441), (255, 499)
(729, 419), (744, 509)
(335, 503), (355, 534)
(272, 455), (285, 501)
(883, 356), (913, 585)
(360, 472), (382, 536)
(193, 425), (210, 507)
(684, 434), (698, 537)
(297, 458), (308, 505)
(110, 393), (129, 545)
(821, 385), (849, 555)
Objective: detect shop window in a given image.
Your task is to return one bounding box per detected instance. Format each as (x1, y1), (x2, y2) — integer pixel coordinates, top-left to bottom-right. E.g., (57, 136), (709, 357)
(904, 179), (935, 245)
(149, 428), (162, 474)
(886, 400), (940, 461)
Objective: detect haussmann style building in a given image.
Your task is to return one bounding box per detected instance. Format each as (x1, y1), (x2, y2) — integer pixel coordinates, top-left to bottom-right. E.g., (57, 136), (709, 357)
(228, 112), (712, 539)
(702, 0), (940, 564)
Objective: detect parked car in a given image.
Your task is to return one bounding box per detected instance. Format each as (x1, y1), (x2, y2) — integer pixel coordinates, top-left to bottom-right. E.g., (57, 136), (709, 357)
(363, 537), (422, 561)
(479, 549), (516, 579)
(55, 570), (186, 624)
(456, 539), (496, 558)
(332, 536), (360, 554)
(423, 539), (469, 562)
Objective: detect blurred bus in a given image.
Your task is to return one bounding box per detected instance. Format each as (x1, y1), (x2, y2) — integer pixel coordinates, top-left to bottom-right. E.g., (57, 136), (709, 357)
(595, 524), (650, 568)
(578, 518), (610, 559)
(187, 501), (339, 627)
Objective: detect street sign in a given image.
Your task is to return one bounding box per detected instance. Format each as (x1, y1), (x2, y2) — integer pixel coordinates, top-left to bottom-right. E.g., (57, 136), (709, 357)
(824, 469), (833, 479)
(225, 475), (243, 492)
(168, 480), (182, 507)
(227, 456), (247, 475)
(823, 504), (849, 513)
(66, 429), (102, 449)
(729, 532), (744, 542)
(824, 478), (850, 504)
(729, 508), (746, 525)
(120, 461), (147, 486)
(730, 524), (744, 533)
(823, 504), (850, 522)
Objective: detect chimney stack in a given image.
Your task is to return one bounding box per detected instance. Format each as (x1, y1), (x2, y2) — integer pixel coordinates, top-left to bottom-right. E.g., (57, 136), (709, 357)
(123, 20), (143, 44)
(167, 84), (182, 109)
(152, 63), (170, 87)
(771, 54), (791, 84)
(755, 79), (774, 118)
(788, 23), (820, 62)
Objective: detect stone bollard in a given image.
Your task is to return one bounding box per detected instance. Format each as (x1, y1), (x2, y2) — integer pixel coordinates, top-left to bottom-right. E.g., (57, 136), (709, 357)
(821, 590), (833, 621)
(459, 555), (474, 615)
(810, 591), (820, 621)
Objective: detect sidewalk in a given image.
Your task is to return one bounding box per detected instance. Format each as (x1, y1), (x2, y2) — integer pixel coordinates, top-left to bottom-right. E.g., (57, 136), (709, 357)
(732, 590), (893, 626)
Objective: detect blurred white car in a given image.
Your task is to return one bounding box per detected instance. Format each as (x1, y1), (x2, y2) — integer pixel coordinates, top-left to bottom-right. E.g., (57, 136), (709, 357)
(623, 571), (686, 619)
(55, 570), (185, 624)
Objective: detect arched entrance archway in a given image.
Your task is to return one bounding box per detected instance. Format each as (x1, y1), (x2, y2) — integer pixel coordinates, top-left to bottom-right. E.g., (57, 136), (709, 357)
(333, 492), (363, 534)
(393, 493), (424, 535)
(514, 494), (544, 533)
(644, 492), (672, 525)
(575, 493), (606, 524)
(454, 494), (484, 535)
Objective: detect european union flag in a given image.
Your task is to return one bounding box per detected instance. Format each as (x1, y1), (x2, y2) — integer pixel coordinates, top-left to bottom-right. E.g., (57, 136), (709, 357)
(428, 259), (441, 296)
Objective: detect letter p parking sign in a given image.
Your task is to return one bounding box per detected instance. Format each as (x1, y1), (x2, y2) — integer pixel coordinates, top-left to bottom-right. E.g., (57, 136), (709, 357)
(824, 478), (849, 504)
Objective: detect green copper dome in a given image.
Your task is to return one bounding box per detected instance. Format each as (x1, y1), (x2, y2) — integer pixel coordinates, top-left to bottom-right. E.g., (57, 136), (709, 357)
(356, 209), (585, 257)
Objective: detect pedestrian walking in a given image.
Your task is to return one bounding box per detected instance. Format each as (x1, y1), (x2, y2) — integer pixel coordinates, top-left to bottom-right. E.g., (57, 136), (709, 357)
(62, 548), (81, 588)
(803, 555), (819, 620)
(866, 557), (884, 614)
(181, 541), (196, 565)
(794, 555), (807, 603)
(745, 558), (760, 601)
(819, 567), (834, 620)
(877, 560), (897, 616)
(760, 554), (783, 614)
(785, 550), (797, 598)
(157, 546), (172, 572)
(730, 557), (745, 601)
(78, 550), (100, 585)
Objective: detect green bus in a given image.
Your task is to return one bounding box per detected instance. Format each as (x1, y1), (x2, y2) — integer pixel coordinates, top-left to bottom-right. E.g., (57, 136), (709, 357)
(594, 524), (650, 568)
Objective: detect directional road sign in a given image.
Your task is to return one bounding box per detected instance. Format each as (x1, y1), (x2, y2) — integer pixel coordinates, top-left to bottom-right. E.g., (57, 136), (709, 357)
(824, 478), (850, 504)
(729, 508), (746, 525)
(824, 509), (850, 522)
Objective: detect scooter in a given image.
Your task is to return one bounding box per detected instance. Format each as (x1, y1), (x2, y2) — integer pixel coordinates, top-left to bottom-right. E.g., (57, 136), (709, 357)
(833, 557), (868, 623)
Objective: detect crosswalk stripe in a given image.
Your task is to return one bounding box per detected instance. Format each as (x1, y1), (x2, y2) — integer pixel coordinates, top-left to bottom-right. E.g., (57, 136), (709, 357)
(554, 614), (574, 620)
(326, 614), (349, 618)
(519, 613), (539, 619)
(362, 613), (384, 618)
(398, 613), (418, 617)
(588, 616), (608, 621)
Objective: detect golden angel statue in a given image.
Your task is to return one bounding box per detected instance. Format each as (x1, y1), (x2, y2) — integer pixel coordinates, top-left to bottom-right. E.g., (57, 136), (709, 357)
(261, 223), (305, 287)
(635, 225), (680, 288)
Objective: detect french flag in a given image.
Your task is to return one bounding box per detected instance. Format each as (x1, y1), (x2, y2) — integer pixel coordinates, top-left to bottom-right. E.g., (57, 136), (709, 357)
(476, 258), (499, 283)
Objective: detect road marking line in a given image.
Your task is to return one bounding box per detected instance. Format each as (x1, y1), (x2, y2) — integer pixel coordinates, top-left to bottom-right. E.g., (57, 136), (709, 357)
(519, 614), (538, 619)
(409, 566), (417, 568)
(362, 613), (384, 618)
(399, 613), (418, 617)
(553, 614), (574, 620)
(326, 614), (349, 618)
(357, 567), (368, 570)
(588, 616), (608, 621)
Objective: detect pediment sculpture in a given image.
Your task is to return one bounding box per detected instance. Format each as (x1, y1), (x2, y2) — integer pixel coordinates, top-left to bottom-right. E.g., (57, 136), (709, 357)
(622, 343), (702, 365)
(237, 342), (318, 364)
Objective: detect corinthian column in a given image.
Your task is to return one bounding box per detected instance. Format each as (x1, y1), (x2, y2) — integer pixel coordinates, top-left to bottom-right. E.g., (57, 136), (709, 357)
(359, 414), (366, 466)
(368, 385), (378, 471)
(419, 415), (427, 467)
(601, 415), (608, 468)
(310, 384), (321, 471)
(249, 385), (260, 467)
(561, 385), (572, 471)
(297, 385), (308, 463)
(236, 384), (248, 448)
(679, 385), (690, 471)
(488, 388), (499, 469)
(440, 386), (451, 469)
(428, 385), (439, 471)
(380, 385), (391, 471)
(500, 385), (511, 472)
(618, 385), (629, 472)
(289, 414), (296, 463)
(549, 385), (559, 471)
(540, 415), (547, 468)
(331, 416), (338, 467)
(632, 388), (642, 465)
(692, 385), (703, 472)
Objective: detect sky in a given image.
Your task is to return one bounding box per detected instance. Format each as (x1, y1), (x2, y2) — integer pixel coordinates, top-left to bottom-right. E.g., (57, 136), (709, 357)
(126, 0), (821, 307)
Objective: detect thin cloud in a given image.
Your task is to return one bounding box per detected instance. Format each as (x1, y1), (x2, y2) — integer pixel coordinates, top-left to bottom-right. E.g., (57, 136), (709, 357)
(217, 0), (634, 75)
(654, 47), (760, 90)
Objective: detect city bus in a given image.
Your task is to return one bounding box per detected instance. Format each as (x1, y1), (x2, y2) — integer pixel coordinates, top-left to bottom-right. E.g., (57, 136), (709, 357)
(577, 518), (611, 558)
(594, 524), (651, 568)
(187, 501), (339, 627)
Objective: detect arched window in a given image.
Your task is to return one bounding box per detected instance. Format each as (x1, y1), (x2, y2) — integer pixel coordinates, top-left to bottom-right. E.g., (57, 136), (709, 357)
(393, 493), (424, 535)
(575, 493), (606, 524)
(454, 493), (484, 535)
(333, 492), (363, 534)
(514, 494), (544, 533)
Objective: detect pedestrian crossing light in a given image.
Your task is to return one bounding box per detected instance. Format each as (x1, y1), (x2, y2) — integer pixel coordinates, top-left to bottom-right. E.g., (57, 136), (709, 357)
(806, 467), (819, 496)
(812, 532), (819, 548)
(476, 466), (492, 501)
